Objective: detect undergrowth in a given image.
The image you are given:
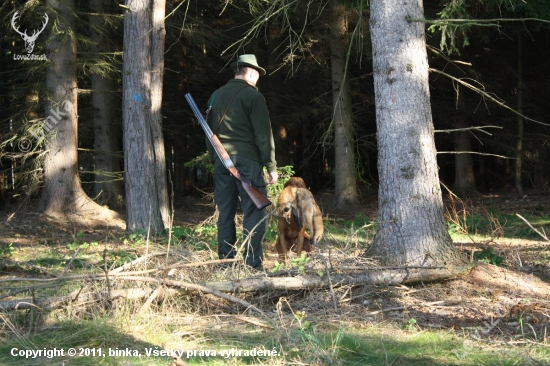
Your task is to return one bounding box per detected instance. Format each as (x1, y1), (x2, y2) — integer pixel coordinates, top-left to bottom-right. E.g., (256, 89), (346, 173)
(1, 190), (549, 365)
(445, 194), (550, 240)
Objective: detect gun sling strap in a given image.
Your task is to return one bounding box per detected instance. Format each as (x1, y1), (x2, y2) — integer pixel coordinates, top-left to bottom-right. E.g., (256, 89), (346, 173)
(209, 85), (251, 134)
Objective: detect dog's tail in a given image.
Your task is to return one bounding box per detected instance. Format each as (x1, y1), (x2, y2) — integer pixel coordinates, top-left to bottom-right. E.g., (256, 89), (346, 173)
(307, 208), (324, 245)
(297, 189), (324, 245)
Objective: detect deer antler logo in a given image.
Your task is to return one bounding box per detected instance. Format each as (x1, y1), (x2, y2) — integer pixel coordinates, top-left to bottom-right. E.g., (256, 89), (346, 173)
(11, 11), (49, 54)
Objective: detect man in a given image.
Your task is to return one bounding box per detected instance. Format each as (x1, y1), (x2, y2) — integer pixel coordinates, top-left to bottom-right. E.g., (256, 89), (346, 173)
(206, 54), (278, 270)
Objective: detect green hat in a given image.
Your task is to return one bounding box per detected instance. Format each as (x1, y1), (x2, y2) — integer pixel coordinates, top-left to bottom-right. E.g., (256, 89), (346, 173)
(230, 54), (266, 76)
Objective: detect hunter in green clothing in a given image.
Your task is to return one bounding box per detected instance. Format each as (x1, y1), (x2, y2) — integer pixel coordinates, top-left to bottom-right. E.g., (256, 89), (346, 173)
(206, 54), (278, 270)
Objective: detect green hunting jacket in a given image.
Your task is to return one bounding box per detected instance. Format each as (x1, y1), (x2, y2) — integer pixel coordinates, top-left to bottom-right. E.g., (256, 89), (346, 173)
(206, 79), (277, 173)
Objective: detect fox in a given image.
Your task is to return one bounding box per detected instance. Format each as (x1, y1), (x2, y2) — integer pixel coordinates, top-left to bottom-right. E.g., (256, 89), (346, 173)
(275, 177), (323, 262)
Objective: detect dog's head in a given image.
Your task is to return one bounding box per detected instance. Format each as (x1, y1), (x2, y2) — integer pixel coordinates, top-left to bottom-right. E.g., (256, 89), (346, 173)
(284, 177), (307, 189)
(276, 204), (302, 228)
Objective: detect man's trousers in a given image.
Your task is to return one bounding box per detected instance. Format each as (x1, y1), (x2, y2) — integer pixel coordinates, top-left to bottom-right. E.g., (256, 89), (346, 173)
(214, 155), (268, 269)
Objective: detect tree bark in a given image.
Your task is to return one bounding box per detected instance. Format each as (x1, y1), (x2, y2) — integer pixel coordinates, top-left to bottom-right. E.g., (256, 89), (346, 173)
(515, 35), (524, 198)
(122, 0), (169, 234)
(366, 0), (460, 266)
(40, 0), (108, 217)
(151, 0), (170, 226)
(329, 0), (359, 209)
(90, 0), (124, 210)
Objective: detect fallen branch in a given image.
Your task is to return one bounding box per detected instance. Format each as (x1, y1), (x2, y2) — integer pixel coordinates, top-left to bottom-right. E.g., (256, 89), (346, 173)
(367, 300), (446, 315)
(114, 276), (268, 317)
(138, 285), (164, 315)
(0, 269), (159, 283)
(516, 213), (549, 242)
(0, 256), (240, 284)
(332, 265), (446, 271)
(235, 315), (274, 329)
(0, 288), (162, 311)
(109, 251), (166, 274)
(165, 258), (240, 269)
(204, 263), (477, 293)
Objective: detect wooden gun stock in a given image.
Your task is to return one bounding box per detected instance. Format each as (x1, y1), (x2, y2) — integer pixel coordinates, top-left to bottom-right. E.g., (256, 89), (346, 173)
(185, 92), (272, 210)
(211, 135), (272, 210)
(240, 179), (272, 210)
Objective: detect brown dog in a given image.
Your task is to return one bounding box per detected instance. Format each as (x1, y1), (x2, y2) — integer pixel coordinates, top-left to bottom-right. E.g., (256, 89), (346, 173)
(275, 177), (323, 262)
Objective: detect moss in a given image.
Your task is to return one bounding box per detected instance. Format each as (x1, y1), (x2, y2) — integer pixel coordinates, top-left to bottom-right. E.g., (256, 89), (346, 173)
(400, 166), (415, 179)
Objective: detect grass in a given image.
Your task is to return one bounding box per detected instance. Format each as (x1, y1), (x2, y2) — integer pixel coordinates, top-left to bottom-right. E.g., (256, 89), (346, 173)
(322, 214), (374, 251)
(446, 205), (550, 241)
(445, 202), (550, 266)
(0, 318), (166, 365)
(1, 314), (548, 365)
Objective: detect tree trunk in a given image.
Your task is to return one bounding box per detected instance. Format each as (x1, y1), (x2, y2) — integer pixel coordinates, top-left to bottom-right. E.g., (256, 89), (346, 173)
(329, 0), (359, 209)
(515, 35), (524, 198)
(452, 85), (478, 198)
(40, 0), (108, 217)
(90, 0), (124, 210)
(151, 0), (170, 226)
(533, 109), (548, 190)
(366, 0), (459, 266)
(122, 0), (169, 234)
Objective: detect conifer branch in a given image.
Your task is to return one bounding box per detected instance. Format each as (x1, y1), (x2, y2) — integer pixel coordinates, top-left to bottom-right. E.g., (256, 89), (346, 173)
(430, 68), (550, 127)
(408, 17), (550, 26)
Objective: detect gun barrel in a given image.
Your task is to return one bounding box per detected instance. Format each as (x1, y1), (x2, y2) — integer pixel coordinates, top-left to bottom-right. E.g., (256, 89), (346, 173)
(184, 92), (271, 210)
(185, 93), (231, 170)
(184, 93), (213, 138)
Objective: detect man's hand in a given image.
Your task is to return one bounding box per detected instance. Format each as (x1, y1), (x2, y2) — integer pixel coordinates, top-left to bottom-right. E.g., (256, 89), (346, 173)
(267, 171), (278, 184)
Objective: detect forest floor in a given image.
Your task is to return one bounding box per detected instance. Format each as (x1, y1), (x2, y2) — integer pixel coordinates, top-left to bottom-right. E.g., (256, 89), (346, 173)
(0, 190), (549, 365)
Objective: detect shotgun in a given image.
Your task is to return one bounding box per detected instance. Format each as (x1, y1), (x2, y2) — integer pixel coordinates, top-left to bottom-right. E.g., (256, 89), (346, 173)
(184, 93), (272, 210)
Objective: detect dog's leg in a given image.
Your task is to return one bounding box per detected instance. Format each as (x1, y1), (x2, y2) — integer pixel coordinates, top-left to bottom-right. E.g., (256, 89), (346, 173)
(302, 231), (312, 254)
(276, 234), (287, 263)
(276, 218), (288, 263)
(295, 227), (305, 258)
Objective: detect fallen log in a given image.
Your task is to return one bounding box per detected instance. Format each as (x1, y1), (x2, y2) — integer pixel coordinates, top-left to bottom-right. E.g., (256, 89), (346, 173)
(204, 263), (477, 293)
(0, 264), (477, 313)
